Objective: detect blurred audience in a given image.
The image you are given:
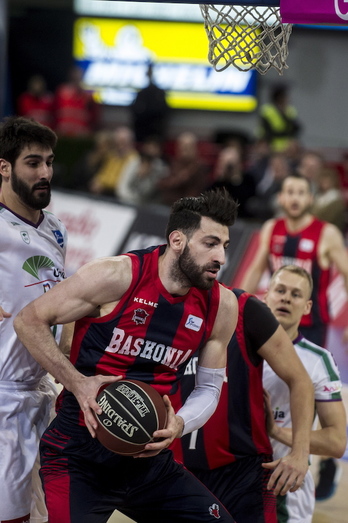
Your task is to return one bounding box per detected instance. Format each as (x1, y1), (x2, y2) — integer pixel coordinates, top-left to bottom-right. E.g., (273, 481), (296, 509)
(71, 129), (114, 192)
(17, 74), (54, 128)
(53, 65), (100, 137)
(157, 132), (209, 206)
(117, 137), (169, 205)
(312, 167), (347, 233)
(89, 126), (140, 197)
(209, 143), (256, 219)
(258, 83), (301, 153)
(296, 150), (326, 192)
(248, 151), (292, 220)
(130, 63), (170, 144)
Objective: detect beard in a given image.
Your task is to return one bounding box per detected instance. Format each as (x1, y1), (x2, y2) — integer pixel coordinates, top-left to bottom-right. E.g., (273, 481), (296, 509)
(173, 244), (220, 291)
(284, 201), (311, 220)
(11, 169), (51, 210)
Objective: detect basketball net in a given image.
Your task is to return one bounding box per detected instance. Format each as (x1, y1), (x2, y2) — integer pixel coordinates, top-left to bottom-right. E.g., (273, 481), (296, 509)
(199, 4), (293, 74)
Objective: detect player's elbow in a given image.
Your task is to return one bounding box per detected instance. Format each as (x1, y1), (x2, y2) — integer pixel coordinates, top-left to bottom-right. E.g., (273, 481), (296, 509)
(333, 436), (347, 458)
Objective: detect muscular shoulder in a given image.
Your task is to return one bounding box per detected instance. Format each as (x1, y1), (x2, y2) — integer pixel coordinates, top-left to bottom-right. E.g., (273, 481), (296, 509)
(76, 254), (133, 304)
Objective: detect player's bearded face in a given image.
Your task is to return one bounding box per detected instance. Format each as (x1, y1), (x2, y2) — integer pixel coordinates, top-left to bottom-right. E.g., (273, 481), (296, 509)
(11, 168), (51, 210)
(177, 244), (219, 290)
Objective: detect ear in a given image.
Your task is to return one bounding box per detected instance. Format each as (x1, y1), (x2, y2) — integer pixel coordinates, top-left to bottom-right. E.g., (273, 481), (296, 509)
(0, 158), (11, 180)
(304, 299), (312, 316)
(168, 230), (186, 253)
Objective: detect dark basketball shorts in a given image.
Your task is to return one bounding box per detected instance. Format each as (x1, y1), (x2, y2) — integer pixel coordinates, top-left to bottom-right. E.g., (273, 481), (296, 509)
(188, 454), (277, 523)
(39, 418), (234, 523)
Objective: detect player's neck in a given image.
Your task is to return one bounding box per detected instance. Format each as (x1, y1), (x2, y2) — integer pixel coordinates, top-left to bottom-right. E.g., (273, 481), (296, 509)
(0, 191), (41, 224)
(285, 213), (313, 232)
(286, 325), (299, 342)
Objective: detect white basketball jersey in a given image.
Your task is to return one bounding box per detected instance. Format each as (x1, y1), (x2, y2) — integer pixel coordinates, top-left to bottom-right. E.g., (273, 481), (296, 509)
(263, 335), (342, 522)
(0, 206), (67, 383)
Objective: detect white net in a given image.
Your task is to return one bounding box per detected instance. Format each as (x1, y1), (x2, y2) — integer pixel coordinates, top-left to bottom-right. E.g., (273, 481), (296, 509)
(199, 4), (293, 75)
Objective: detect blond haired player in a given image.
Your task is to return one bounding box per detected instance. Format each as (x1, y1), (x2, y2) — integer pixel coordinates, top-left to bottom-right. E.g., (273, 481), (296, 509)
(263, 265), (347, 522)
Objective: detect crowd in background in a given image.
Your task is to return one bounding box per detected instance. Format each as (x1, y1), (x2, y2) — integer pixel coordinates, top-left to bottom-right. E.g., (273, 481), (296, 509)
(16, 67), (348, 236)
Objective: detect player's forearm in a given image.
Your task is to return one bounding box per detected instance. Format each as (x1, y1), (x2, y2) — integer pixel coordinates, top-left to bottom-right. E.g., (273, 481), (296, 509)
(14, 312), (81, 391)
(272, 426), (345, 459)
(288, 379), (314, 458)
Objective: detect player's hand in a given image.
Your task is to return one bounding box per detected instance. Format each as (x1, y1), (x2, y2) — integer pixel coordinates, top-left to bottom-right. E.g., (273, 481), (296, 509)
(262, 452), (308, 495)
(0, 306), (12, 321)
(134, 395), (181, 458)
(71, 374), (123, 438)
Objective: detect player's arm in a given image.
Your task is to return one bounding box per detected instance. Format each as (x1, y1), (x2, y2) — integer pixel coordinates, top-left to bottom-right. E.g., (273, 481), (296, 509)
(323, 223), (348, 292)
(266, 394), (347, 458)
(14, 255), (132, 436)
(240, 220), (274, 293)
(322, 223), (348, 342)
(259, 325), (314, 495)
(142, 286), (238, 456)
(177, 285), (238, 433)
(58, 322), (75, 359)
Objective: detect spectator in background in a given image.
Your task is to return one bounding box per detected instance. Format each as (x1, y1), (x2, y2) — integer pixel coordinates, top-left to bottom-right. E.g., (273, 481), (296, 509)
(88, 126), (139, 197)
(248, 151), (291, 221)
(130, 63), (170, 144)
(53, 65), (99, 137)
(117, 137), (169, 206)
(17, 74), (54, 129)
(312, 166), (346, 233)
(71, 129), (114, 192)
(297, 150), (326, 193)
(209, 142), (256, 219)
(258, 83), (301, 153)
(157, 131), (209, 206)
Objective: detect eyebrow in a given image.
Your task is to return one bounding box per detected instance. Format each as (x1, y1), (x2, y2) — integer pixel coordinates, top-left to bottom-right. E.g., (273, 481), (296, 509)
(23, 153), (55, 161)
(203, 234), (230, 246)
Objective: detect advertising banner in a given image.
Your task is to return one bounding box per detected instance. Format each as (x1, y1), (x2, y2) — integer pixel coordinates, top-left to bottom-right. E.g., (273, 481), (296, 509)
(73, 17), (257, 111)
(281, 0), (348, 24)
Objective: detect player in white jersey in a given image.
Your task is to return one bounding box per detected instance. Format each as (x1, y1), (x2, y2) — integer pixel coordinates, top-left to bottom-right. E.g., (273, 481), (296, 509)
(262, 265), (347, 523)
(0, 116), (68, 523)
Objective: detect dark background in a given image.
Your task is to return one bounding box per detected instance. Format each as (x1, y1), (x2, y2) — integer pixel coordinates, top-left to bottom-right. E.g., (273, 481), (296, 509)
(8, 0), (75, 112)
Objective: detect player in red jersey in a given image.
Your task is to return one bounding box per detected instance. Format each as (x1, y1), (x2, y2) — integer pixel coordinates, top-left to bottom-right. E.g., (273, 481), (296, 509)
(14, 189), (242, 523)
(241, 172), (348, 501)
(171, 288), (314, 523)
(241, 173), (348, 347)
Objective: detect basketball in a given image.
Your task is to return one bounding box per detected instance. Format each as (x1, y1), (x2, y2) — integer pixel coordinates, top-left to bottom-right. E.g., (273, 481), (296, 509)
(95, 379), (167, 455)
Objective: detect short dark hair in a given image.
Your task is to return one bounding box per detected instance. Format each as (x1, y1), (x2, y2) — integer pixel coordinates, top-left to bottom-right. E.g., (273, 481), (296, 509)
(0, 116), (57, 167)
(280, 172), (312, 192)
(165, 188), (238, 241)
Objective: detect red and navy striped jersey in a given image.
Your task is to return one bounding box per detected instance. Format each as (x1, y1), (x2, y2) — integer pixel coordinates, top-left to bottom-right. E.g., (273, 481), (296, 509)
(170, 289), (277, 470)
(56, 245), (220, 427)
(269, 217), (330, 327)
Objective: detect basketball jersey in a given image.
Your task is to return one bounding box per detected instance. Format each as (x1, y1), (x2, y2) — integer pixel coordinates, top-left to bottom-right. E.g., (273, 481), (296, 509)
(269, 218), (330, 327)
(170, 289), (276, 471)
(57, 245), (221, 428)
(0, 205), (67, 383)
(263, 335), (342, 522)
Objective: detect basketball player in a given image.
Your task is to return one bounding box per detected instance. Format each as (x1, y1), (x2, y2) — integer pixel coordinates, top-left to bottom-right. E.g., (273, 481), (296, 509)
(263, 265), (347, 522)
(241, 172), (348, 346)
(14, 190), (244, 522)
(170, 287), (314, 523)
(240, 172), (348, 497)
(0, 116), (68, 523)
